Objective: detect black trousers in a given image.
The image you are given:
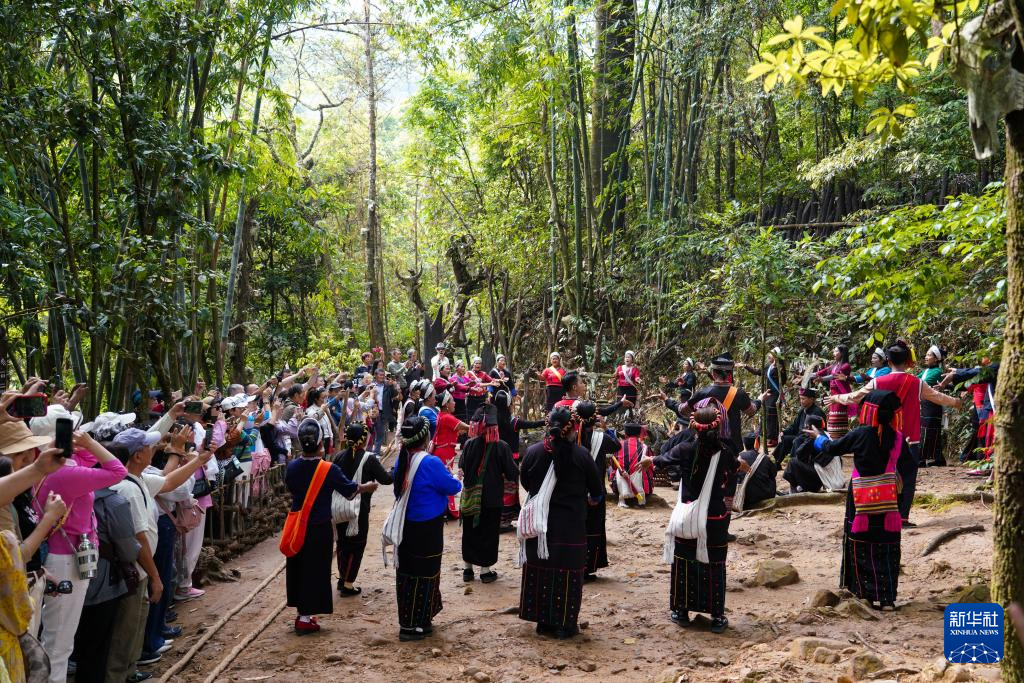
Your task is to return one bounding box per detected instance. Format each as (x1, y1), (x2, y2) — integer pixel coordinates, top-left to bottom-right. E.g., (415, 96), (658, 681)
(72, 596), (123, 683)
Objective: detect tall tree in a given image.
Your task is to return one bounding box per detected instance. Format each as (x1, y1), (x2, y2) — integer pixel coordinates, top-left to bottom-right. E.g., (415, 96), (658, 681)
(591, 0), (636, 235)
(363, 0), (386, 348)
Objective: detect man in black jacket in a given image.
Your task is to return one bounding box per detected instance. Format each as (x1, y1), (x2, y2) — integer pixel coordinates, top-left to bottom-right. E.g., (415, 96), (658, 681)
(773, 387), (826, 466)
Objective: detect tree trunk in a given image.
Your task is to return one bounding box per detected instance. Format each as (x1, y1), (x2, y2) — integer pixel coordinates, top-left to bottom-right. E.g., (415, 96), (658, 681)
(994, 92), (1024, 683)
(363, 0), (386, 348)
(590, 0), (635, 234)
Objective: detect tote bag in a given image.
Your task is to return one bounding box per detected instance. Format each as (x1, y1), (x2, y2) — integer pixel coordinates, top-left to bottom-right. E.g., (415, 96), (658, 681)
(332, 452), (370, 534)
(663, 450), (720, 564)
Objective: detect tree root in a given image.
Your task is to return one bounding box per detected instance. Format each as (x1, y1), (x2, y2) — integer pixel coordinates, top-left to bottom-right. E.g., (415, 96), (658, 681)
(921, 524), (986, 556)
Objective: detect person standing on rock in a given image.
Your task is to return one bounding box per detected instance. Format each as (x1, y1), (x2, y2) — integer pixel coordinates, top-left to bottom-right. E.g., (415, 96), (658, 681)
(655, 398), (738, 634)
(333, 422), (393, 597)
(806, 390), (913, 609)
(284, 419), (378, 635)
(517, 407), (604, 640)
(459, 405), (517, 583)
(385, 417), (462, 641)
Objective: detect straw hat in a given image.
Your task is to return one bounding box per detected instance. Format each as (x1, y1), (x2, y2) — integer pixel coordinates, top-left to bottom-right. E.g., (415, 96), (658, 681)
(0, 421), (51, 456)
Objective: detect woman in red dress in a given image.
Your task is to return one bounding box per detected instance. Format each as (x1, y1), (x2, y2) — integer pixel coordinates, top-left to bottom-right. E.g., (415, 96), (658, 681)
(432, 391), (470, 518)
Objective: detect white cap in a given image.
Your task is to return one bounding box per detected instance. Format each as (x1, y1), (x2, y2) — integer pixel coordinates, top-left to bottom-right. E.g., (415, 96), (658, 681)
(29, 404), (83, 436)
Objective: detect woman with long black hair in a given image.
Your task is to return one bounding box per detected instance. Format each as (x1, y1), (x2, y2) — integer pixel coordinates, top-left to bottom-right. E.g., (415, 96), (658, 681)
(814, 344), (856, 439)
(493, 390), (545, 530)
(655, 397), (738, 634)
(384, 417), (462, 641)
(517, 407), (603, 640)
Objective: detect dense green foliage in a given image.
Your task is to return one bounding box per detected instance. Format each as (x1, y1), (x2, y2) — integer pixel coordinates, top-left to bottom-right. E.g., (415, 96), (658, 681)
(0, 0), (1008, 408)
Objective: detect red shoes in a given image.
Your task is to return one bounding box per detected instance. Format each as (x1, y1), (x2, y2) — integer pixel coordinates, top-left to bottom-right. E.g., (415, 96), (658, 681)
(294, 616), (320, 635)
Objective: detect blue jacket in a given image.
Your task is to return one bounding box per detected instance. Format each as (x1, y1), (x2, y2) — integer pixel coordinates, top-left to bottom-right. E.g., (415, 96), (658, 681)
(398, 454), (461, 522)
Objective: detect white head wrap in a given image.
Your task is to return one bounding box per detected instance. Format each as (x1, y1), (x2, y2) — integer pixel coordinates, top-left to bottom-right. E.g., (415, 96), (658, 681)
(550, 351), (560, 361)
(927, 345), (943, 361)
(471, 356), (482, 366)
(624, 350), (636, 361)
(439, 390), (454, 407)
(683, 358), (694, 368)
(872, 347), (886, 361)
(496, 354), (506, 364)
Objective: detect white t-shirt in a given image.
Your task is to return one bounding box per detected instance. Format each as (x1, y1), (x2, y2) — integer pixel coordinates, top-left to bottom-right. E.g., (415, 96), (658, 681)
(112, 471), (165, 571)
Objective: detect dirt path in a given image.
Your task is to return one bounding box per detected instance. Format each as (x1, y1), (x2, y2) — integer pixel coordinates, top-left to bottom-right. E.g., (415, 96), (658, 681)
(153, 464), (1000, 683)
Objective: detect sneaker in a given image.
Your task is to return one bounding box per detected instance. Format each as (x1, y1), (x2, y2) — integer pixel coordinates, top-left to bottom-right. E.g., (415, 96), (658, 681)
(710, 616), (729, 634)
(479, 571), (498, 584)
(338, 585), (362, 597)
(127, 673), (154, 682)
(175, 587), (205, 601)
(156, 642), (173, 654)
(162, 626), (182, 638)
(463, 568), (475, 582)
(165, 610), (178, 622)
(137, 652), (162, 666)
(670, 610), (691, 627)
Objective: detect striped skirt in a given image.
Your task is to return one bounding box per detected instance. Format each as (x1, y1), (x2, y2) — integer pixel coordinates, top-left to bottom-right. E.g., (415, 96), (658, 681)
(395, 516), (445, 628)
(826, 404), (850, 440)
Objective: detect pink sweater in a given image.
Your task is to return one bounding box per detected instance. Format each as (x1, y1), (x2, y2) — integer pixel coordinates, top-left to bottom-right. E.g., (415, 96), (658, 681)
(35, 451), (127, 555)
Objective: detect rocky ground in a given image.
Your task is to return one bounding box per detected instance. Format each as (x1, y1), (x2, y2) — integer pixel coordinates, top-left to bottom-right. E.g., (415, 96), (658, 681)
(154, 463), (1000, 683)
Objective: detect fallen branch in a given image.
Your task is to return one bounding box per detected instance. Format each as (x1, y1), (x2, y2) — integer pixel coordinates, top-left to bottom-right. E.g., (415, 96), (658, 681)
(921, 524), (985, 557)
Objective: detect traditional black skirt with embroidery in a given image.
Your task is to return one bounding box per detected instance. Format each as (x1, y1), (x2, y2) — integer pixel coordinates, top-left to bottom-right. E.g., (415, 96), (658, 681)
(462, 506), (502, 567)
(396, 515), (445, 628)
(669, 515), (730, 617)
(286, 521), (334, 615)
(518, 527), (586, 628)
(584, 501), (608, 573)
(840, 490), (901, 605)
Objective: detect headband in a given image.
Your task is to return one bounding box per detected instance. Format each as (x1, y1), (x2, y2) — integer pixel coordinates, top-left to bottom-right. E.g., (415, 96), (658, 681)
(439, 390), (454, 407)
(401, 420), (431, 446)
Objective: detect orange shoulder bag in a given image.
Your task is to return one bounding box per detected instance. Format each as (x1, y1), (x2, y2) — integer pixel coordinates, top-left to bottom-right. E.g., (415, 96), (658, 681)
(279, 459), (332, 557)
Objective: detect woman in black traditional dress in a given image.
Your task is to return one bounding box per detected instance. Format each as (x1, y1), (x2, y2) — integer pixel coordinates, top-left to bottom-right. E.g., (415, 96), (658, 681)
(518, 407), (603, 639)
(333, 422), (393, 597)
(284, 419), (379, 635)
(573, 401), (621, 581)
(740, 348), (786, 448)
(808, 390), (912, 609)
(388, 416), (463, 640)
(493, 390), (545, 530)
(460, 405), (518, 583)
(654, 398), (737, 633)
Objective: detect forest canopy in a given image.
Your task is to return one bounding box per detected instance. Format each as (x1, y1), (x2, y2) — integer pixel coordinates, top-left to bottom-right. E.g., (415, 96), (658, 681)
(0, 0), (1007, 410)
